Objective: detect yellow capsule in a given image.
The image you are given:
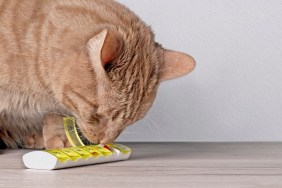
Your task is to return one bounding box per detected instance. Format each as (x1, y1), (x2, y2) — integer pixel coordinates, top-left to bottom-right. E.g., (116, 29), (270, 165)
(45, 150), (71, 162)
(79, 146), (101, 158)
(60, 148), (82, 161)
(69, 147), (92, 159)
(91, 145), (112, 157)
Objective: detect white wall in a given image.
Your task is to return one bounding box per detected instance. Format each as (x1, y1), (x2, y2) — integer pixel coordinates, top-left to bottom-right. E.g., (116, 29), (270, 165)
(116, 0), (282, 142)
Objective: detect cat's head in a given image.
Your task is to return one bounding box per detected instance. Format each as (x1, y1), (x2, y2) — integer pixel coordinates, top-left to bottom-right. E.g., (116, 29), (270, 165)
(62, 28), (195, 144)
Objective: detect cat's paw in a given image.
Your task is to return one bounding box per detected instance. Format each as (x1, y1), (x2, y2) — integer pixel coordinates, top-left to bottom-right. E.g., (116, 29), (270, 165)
(23, 134), (45, 149)
(45, 136), (72, 149)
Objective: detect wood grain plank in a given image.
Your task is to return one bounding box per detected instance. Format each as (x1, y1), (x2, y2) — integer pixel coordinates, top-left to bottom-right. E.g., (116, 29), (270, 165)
(1, 143), (282, 188)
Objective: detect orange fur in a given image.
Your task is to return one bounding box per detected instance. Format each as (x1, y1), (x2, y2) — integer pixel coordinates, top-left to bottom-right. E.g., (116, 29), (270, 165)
(0, 0), (195, 149)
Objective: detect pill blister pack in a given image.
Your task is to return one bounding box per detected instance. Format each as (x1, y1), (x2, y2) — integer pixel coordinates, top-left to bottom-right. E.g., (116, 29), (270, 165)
(22, 117), (132, 170)
(23, 143), (131, 170)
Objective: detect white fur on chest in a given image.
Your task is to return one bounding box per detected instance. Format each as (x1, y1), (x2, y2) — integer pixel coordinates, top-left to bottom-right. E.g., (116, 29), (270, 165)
(0, 88), (60, 132)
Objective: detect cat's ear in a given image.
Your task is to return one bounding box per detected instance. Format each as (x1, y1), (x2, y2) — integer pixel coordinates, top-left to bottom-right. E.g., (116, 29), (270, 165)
(160, 49), (196, 81)
(87, 29), (124, 69)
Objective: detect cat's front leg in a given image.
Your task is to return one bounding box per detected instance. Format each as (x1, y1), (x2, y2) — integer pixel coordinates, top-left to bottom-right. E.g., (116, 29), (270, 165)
(22, 133), (45, 149)
(43, 114), (71, 149)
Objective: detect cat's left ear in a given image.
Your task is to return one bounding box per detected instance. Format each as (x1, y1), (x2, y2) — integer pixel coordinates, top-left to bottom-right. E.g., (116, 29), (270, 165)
(160, 49), (196, 81)
(87, 29), (124, 69)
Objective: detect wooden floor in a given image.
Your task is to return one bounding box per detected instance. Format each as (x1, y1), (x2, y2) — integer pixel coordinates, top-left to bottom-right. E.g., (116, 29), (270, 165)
(1, 143), (282, 188)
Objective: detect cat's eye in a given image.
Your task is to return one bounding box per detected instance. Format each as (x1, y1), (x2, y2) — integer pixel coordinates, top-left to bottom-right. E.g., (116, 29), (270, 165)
(87, 114), (100, 124)
(104, 62), (112, 71)
(112, 111), (120, 121)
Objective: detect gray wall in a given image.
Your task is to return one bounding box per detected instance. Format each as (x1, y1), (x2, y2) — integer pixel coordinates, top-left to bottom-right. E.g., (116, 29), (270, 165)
(116, 0), (282, 142)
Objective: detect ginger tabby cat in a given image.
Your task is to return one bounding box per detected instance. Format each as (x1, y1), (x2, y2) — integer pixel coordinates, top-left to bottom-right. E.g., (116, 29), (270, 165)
(0, 0), (195, 149)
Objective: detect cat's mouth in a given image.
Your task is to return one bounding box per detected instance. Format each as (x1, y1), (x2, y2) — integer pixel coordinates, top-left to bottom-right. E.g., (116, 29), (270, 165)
(74, 115), (125, 144)
(77, 125), (121, 145)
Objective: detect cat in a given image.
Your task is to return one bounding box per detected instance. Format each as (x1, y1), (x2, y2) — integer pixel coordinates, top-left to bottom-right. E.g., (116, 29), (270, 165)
(0, 0), (195, 149)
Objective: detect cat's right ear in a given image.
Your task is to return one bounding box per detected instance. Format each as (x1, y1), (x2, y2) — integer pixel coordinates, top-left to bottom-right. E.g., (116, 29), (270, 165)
(87, 29), (124, 70)
(159, 49), (196, 82)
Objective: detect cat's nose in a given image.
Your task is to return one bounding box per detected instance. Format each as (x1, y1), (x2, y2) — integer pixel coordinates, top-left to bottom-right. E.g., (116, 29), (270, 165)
(99, 137), (113, 145)
(99, 129), (123, 144)
(99, 133), (116, 144)
(96, 132), (105, 142)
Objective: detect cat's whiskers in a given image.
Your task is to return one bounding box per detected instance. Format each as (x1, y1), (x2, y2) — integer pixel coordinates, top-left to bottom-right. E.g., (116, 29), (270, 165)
(145, 116), (161, 136)
(121, 131), (139, 135)
(159, 111), (177, 121)
(142, 118), (156, 133)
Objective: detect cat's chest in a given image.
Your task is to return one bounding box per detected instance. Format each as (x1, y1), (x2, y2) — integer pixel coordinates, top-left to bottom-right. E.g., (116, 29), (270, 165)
(0, 89), (61, 129)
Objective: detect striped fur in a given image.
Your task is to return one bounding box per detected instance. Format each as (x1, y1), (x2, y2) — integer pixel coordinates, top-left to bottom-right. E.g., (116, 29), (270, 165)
(0, 0), (195, 149)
